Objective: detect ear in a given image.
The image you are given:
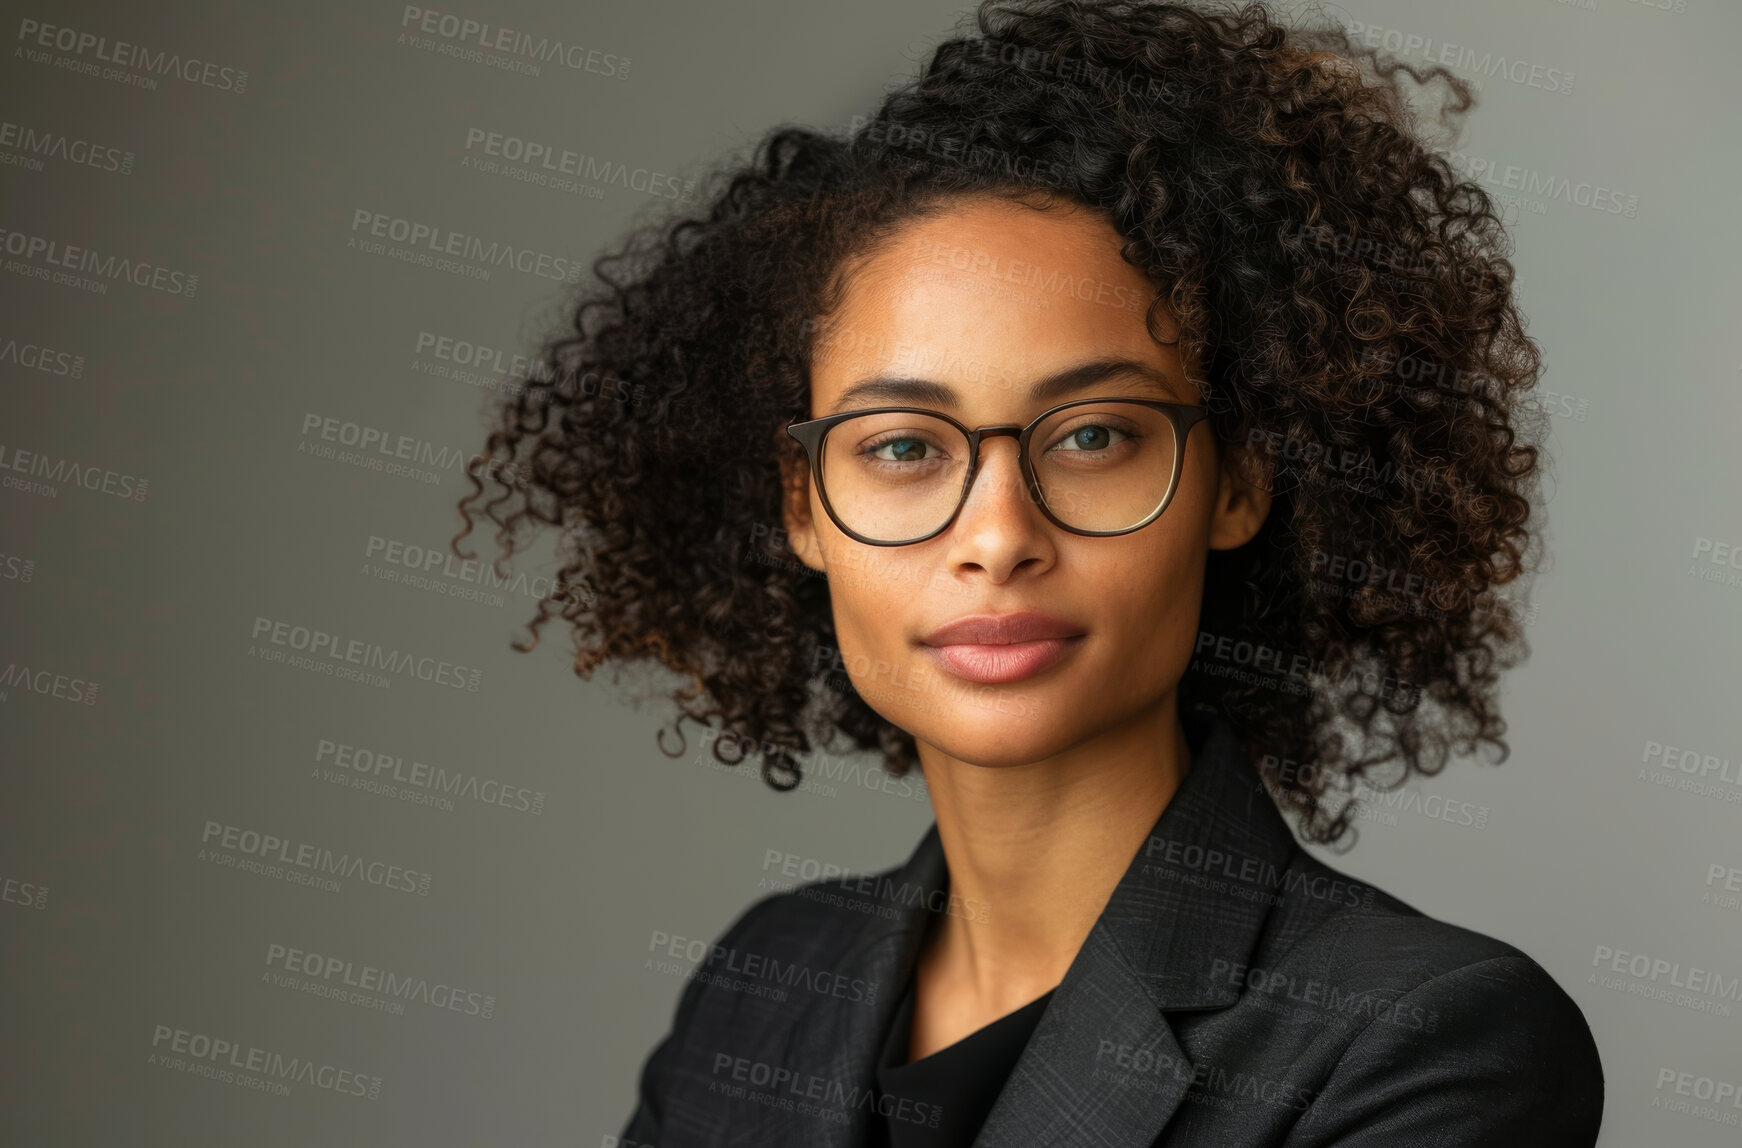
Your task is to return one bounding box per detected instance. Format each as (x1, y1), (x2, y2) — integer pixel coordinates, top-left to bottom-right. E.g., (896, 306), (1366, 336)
(1207, 440), (1273, 551)
(778, 440), (830, 575)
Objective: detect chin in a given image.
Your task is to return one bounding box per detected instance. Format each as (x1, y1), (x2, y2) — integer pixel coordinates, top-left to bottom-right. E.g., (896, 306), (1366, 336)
(904, 705), (1070, 767)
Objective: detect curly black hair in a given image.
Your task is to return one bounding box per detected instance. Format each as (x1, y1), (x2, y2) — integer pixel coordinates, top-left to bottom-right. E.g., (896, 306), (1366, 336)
(453, 0), (1547, 845)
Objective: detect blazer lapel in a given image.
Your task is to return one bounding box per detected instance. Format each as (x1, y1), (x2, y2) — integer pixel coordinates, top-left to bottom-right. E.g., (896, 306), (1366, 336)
(725, 823), (951, 1148)
(973, 919), (1195, 1147)
(974, 713), (1299, 1147)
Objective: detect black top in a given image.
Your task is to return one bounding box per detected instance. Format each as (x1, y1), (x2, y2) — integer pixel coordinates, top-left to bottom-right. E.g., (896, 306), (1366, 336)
(870, 978), (1055, 1147)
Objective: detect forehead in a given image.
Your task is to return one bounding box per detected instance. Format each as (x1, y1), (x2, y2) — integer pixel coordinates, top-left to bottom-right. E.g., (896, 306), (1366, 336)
(809, 197), (1187, 409)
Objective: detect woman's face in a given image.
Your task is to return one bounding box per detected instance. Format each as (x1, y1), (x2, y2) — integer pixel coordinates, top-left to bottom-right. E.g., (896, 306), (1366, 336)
(782, 195), (1270, 768)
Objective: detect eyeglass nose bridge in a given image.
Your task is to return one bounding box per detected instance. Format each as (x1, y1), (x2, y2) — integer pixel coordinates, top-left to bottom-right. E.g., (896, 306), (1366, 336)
(961, 424), (1043, 505)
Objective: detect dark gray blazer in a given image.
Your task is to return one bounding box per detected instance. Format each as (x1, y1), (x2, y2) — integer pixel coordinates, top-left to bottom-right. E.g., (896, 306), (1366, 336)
(619, 714), (1604, 1146)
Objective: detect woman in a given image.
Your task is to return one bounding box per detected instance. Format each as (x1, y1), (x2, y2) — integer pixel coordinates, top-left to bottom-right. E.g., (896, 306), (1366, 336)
(455, 1), (1604, 1144)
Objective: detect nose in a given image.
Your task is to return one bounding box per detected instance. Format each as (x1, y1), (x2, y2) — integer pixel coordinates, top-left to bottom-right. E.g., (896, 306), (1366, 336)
(943, 433), (1054, 579)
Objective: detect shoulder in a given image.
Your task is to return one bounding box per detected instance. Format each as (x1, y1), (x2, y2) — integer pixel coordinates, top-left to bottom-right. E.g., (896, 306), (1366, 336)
(656, 855), (914, 1025)
(1250, 851), (1605, 1144)
(1283, 946), (1607, 1144)
(1263, 848), (1561, 999)
(634, 860), (909, 1069)
(710, 858), (911, 962)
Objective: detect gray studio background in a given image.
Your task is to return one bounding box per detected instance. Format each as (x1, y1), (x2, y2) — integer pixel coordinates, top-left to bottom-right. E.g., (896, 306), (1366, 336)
(2, 0), (1738, 1144)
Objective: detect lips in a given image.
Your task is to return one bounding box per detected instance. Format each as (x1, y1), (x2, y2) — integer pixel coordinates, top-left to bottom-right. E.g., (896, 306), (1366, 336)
(919, 612), (1087, 685)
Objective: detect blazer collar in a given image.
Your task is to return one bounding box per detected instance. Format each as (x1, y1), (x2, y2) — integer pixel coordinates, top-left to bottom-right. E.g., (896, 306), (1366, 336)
(735, 711), (1299, 1148)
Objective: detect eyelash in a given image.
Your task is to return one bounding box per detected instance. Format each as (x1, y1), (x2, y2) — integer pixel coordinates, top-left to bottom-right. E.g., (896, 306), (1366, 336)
(860, 421), (1140, 462)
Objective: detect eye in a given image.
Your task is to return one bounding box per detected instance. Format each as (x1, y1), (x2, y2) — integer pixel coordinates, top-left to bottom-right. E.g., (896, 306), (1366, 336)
(864, 435), (943, 463)
(1047, 423), (1133, 453)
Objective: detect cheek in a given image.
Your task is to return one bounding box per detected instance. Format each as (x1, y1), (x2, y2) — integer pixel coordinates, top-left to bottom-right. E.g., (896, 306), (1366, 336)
(1103, 518), (1206, 601)
(1084, 532), (1208, 674)
(826, 547), (938, 623)
(819, 558), (935, 725)
(816, 537), (911, 646)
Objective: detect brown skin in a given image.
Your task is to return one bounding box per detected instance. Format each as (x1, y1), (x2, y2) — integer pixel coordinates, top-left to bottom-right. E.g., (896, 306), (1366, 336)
(781, 196), (1272, 1060)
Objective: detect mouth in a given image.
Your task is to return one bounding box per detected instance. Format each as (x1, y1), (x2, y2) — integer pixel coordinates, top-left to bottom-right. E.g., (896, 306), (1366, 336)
(918, 612), (1088, 685)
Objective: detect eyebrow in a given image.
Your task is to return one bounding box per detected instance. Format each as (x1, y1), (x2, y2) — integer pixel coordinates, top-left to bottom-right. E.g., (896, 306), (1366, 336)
(825, 358), (1182, 414)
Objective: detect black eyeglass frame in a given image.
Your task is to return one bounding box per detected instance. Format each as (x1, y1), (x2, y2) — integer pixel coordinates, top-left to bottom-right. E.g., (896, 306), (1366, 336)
(785, 397), (1212, 547)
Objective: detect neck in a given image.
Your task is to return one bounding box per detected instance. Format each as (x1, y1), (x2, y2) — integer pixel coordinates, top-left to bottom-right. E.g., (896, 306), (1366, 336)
(912, 695), (1192, 1016)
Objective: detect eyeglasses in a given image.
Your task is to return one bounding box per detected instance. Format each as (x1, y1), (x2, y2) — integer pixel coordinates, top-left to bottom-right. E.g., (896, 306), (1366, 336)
(786, 397), (1210, 546)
